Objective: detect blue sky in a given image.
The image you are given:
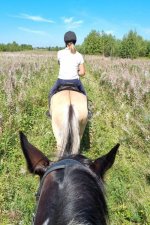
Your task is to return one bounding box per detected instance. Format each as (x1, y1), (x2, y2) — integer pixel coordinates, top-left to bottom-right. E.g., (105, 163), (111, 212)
(0, 0), (150, 47)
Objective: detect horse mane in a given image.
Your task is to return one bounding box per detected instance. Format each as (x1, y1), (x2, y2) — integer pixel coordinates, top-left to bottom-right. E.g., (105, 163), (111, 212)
(51, 155), (108, 225)
(62, 104), (80, 156)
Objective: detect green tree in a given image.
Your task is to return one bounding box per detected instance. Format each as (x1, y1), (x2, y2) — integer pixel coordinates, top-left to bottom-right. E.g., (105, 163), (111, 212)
(145, 40), (150, 57)
(8, 41), (20, 51)
(81, 30), (120, 57)
(119, 30), (143, 59)
(21, 44), (33, 50)
(136, 36), (147, 57)
(101, 31), (117, 57)
(81, 30), (102, 54)
(0, 42), (33, 52)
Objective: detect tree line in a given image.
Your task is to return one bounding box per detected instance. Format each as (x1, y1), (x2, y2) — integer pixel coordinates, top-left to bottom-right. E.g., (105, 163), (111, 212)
(0, 41), (33, 52)
(78, 30), (150, 59)
(1, 30), (150, 58)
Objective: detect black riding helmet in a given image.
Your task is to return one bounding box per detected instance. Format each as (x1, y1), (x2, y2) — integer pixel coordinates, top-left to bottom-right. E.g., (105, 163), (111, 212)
(64, 31), (77, 45)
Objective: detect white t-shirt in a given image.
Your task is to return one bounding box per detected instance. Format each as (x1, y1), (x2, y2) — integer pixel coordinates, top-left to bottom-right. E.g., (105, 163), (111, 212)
(57, 48), (84, 80)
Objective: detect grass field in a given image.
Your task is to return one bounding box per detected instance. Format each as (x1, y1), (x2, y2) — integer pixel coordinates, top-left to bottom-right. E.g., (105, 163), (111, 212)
(0, 51), (150, 224)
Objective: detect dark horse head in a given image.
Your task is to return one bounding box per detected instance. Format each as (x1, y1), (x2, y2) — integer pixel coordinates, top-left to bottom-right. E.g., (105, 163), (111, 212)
(19, 131), (119, 225)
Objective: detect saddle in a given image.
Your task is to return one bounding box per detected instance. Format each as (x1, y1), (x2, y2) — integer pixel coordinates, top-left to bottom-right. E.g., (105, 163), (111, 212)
(54, 83), (82, 95)
(47, 83), (93, 120)
(47, 83), (83, 118)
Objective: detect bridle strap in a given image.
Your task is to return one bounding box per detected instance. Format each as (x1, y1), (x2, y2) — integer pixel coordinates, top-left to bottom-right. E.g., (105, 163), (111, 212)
(36, 159), (82, 200)
(43, 159), (82, 181)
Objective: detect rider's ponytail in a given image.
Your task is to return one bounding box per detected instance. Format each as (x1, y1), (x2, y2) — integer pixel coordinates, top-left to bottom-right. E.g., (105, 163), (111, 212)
(68, 42), (76, 54)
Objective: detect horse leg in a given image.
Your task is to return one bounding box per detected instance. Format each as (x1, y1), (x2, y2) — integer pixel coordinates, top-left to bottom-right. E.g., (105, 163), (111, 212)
(51, 120), (63, 157)
(50, 91), (70, 157)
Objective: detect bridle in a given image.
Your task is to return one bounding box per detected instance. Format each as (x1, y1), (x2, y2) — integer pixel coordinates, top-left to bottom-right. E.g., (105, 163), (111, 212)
(36, 158), (82, 200)
(33, 159), (82, 224)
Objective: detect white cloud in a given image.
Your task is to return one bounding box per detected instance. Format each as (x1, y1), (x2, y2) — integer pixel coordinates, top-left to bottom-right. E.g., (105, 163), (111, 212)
(12, 13), (55, 23)
(73, 20), (83, 25)
(64, 17), (74, 24)
(18, 27), (49, 36)
(62, 17), (83, 28)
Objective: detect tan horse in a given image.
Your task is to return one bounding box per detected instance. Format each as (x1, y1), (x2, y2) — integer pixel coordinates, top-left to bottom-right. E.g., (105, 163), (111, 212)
(50, 90), (88, 157)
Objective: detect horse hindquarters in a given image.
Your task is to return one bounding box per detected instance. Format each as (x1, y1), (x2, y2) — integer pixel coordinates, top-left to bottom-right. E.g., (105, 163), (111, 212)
(51, 91), (81, 157)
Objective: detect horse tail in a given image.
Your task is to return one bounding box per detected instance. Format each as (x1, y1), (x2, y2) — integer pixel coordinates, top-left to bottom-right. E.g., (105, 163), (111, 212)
(62, 104), (80, 156)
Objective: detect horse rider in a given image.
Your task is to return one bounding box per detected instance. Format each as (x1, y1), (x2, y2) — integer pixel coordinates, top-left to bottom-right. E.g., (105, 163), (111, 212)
(48, 31), (87, 109)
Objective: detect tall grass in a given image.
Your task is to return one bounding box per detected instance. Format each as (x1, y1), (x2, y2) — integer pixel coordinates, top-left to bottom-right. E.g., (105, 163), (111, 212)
(85, 55), (150, 153)
(85, 55), (150, 104)
(0, 51), (150, 224)
(0, 51), (57, 224)
(84, 55), (150, 224)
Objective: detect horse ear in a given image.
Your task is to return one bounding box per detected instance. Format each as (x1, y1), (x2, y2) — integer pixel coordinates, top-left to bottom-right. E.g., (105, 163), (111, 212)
(19, 131), (50, 176)
(91, 144), (120, 179)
